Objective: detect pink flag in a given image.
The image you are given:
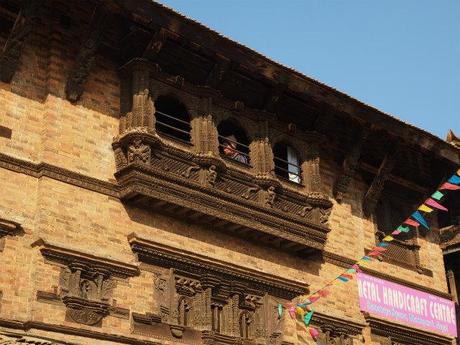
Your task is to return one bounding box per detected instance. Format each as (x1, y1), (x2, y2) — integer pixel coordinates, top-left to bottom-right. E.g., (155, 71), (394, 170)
(309, 327), (319, 340)
(440, 182), (460, 191)
(288, 306), (296, 319)
(404, 218), (419, 227)
(425, 198), (448, 211)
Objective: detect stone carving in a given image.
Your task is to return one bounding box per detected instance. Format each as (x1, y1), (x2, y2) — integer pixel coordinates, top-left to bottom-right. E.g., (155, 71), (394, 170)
(128, 139), (151, 164)
(0, 0), (42, 83)
(319, 208), (332, 225)
(312, 312), (364, 345)
(33, 239), (138, 326)
(65, 4), (109, 102)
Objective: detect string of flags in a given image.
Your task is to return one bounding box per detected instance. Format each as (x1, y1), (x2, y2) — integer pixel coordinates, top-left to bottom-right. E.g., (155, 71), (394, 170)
(277, 168), (460, 344)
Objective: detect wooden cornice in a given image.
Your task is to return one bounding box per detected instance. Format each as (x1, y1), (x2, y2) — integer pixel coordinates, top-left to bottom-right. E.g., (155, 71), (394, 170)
(128, 233), (308, 300)
(32, 238), (139, 279)
(322, 251), (447, 298)
(0, 217), (21, 237)
(365, 314), (453, 345)
(311, 311), (365, 337)
(0, 318), (162, 345)
(0, 152), (119, 197)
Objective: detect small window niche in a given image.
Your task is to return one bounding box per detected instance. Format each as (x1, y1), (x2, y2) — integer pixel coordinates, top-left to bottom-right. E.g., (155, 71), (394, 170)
(155, 95), (191, 143)
(217, 119), (250, 165)
(273, 143), (302, 184)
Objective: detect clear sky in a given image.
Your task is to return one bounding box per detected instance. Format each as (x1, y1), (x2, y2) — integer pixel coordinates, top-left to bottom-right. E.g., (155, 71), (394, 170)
(157, 0), (459, 140)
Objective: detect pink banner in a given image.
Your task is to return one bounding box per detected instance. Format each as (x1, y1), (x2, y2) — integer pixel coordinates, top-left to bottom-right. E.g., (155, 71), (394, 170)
(357, 273), (457, 337)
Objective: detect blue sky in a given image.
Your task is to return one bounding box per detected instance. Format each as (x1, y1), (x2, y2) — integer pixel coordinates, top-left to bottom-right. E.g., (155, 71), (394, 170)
(158, 1), (459, 139)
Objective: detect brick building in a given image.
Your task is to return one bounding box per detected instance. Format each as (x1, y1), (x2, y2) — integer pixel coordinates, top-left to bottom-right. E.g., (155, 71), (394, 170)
(0, 1), (459, 345)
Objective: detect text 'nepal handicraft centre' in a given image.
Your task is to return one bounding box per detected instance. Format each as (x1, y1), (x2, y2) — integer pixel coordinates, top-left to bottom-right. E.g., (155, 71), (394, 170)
(0, 1), (459, 345)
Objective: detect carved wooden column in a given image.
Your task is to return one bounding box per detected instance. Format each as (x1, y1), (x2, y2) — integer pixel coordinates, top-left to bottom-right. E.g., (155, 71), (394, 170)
(113, 59), (162, 171)
(302, 142), (321, 193)
(0, 0), (42, 82)
(250, 137), (275, 180)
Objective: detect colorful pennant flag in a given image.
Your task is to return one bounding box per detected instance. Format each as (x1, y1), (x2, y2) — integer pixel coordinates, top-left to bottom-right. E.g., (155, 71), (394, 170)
(288, 306), (296, 319)
(448, 175), (460, 184)
(352, 264), (362, 273)
(418, 204), (433, 213)
(440, 182), (460, 190)
(346, 268), (356, 274)
(377, 241), (390, 247)
(397, 225), (410, 233)
(341, 273), (353, 280)
(411, 211), (429, 229)
(425, 198), (448, 211)
(309, 327), (319, 340)
(372, 246), (387, 252)
(277, 304), (283, 318)
(368, 251), (381, 257)
(361, 256), (372, 261)
(383, 235), (394, 242)
(457, 168), (460, 175)
(318, 290), (330, 297)
(431, 191), (444, 200)
(304, 310), (314, 326)
(391, 230), (401, 235)
(309, 296), (320, 303)
(337, 276), (349, 282)
(404, 218), (420, 227)
(296, 306), (305, 318)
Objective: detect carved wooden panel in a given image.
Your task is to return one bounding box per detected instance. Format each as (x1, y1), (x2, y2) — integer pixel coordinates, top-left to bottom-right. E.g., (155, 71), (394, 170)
(33, 239), (139, 326)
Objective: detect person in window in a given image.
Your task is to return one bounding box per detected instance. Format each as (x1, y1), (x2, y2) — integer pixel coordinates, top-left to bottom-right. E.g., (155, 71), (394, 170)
(222, 135), (248, 164)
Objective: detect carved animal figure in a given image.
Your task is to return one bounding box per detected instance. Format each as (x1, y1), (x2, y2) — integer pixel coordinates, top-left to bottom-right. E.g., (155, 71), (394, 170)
(447, 129), (460, 148)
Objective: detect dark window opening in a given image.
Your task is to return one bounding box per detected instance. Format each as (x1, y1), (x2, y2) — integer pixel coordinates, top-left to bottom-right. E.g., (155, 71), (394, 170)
(217, 119), (250, 165)
(155, 95), (191, 143)
(273, 143), (301, 184)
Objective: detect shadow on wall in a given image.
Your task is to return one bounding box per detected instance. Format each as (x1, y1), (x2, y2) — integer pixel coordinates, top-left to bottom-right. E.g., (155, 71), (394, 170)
(122, 202), (322, 277)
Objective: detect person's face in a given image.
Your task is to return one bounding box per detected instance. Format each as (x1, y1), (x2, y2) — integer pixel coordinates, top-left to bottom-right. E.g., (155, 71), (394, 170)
(223, 142), (236, 156)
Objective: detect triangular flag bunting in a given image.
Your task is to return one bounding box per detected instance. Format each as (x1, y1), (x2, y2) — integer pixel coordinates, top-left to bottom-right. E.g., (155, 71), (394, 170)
(440, 182), (460, 190)
(448, 174), (460, 184)
(352, 264), (363, 273)
(412, 211), (429, 229)
(304, 310), (314, 326)
(383, 235), (394, 242)
(318, 290), (330, 297)
(309, 296), (320, 303)
(457, 168), (460, 176)
(347, 268), (356, 274)
(431, 191), (444, 200)
(341, 273), (353, 280)
(397, 225), (410, 233)
(361, 256), (372, 261)
(296, 306), (305, 318)
(418, 204), (433, 213)
(277, 304), (283, 318)
(425, 198), (448, 211)
(404, 218), (419, 227)
(377, 241), (390, 247)
(288, 306), (296, 319)
(391, 230), (401, 235)
(337, 276), (349, 282)
(309, 327), (319, 340)
(372, 246), (387, 252)
(368, 250), (381, 257)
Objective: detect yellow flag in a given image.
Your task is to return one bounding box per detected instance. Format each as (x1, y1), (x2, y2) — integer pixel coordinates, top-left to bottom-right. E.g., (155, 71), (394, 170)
(383, 235), (394, 242)
(418, 204), (433, 213)
(457, 168), (460, 175)
(296, 306), (305, 318)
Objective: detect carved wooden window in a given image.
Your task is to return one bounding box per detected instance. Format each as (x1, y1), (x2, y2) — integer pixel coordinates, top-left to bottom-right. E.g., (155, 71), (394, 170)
(217, 119), (250, 164)
(376, 195), (420, 268)
(273, 143), (301, 184)
(155, 95), (191, 143)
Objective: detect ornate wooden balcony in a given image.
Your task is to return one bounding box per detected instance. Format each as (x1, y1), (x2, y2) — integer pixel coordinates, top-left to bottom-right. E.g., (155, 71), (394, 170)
(112, 59), (332, 255)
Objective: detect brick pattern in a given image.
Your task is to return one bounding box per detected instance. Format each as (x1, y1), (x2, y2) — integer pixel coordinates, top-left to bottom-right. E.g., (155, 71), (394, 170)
(0, 4), (454, 345)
